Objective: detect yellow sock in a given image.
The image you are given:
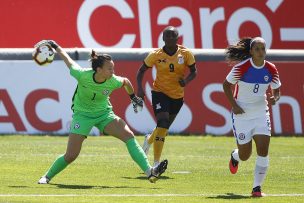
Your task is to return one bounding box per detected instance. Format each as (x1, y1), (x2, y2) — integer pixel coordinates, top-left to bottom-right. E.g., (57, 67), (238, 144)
(153, 127), (168, 163)
(147, 128), (157, 144)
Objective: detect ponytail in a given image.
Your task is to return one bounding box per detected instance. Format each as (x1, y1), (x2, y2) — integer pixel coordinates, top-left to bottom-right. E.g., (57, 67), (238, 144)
(90, 50), (98, 60)
(89, 50), (112, 71)
(225, 37), (253, 65)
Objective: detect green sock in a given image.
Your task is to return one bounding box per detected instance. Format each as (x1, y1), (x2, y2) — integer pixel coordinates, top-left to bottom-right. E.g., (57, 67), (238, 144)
(126, 138), (151, 173)
(45, 155), (69, 180)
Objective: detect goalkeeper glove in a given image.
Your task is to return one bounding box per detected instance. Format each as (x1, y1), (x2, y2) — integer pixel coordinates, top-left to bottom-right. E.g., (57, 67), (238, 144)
(34, 40), (58, 50)
(129, 94), (143, 113)
(47, 40), (59, 49)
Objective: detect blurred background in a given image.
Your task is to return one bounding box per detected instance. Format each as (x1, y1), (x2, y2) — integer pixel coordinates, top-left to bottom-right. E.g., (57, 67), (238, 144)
(0, 0), (303, 135)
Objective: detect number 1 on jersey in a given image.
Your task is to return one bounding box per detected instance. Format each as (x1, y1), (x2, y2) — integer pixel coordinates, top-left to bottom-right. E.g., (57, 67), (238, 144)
(91, 93), (96, 100)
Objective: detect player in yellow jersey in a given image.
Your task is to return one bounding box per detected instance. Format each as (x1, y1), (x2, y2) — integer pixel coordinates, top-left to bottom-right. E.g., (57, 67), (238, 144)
(136, 26), (197, 166)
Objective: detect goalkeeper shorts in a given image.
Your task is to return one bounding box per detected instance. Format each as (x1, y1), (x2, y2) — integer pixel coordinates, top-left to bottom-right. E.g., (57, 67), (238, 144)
(70, 110), (119, 137)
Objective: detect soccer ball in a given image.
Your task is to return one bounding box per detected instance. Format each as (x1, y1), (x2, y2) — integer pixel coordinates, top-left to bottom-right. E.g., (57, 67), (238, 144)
(32, 44), (55, 66)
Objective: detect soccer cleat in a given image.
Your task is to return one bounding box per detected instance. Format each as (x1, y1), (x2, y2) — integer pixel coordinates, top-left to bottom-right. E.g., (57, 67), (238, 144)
(229, 151), (239, 174)
(148, 159), (168, 183)
(251, 186), (265, 197)
(142, 134), (151, 155)
(38, 176), (50, 184)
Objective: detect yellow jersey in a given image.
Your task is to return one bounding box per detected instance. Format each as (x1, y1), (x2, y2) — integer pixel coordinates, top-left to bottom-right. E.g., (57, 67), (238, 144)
(144, 45), (195, 99)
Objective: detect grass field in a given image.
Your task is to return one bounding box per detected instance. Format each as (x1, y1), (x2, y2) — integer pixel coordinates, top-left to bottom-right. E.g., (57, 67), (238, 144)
(0, 135), (303, 203)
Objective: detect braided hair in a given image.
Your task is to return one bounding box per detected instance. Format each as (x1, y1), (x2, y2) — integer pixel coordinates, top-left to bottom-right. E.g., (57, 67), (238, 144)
(90, 50), (112, 72)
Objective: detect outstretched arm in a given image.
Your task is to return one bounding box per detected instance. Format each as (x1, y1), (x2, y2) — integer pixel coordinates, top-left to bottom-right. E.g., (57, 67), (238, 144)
(35, 40), (76, 69)
(55, 46), (76, 69)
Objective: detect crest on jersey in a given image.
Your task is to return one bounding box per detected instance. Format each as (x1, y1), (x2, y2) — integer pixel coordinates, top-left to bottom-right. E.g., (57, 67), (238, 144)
(74, 123), (80, 129)
(238, 133), (245, 140)
(264, 75), (269, 82)
(178, 55), (184, 64)
(103, 90), (110, 95)
(156, 103), (161, 110)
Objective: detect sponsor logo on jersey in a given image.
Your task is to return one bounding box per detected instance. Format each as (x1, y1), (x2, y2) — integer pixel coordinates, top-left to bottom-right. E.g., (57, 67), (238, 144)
(264, 75), (269, 82)
(157, 59), (167, 63)
(103, 90), (110, 95)
(178, 55), (184, 64)
(238, 133), (245, 140)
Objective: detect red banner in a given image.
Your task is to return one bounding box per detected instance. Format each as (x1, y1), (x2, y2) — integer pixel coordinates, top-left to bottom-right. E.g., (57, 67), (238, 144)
(0, 0), (303, 49)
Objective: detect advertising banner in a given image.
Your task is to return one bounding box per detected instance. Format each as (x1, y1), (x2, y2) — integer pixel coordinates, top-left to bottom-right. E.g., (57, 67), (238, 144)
(0, 0), (303, 49)
(0, 60), (303, 135)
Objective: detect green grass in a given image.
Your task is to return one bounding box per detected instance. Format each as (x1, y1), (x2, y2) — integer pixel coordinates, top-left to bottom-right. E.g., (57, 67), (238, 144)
(0, 135), (303, 203)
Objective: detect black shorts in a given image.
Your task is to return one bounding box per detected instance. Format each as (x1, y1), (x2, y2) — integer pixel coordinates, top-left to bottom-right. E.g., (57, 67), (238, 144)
(151, 91), (184, 116)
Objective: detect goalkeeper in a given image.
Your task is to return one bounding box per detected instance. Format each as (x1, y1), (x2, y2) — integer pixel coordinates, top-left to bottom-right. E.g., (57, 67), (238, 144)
(37, 40), (168, 184)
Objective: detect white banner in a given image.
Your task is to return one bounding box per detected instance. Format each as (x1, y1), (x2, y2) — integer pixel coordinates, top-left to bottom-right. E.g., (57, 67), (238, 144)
(0, 61), (85, 134)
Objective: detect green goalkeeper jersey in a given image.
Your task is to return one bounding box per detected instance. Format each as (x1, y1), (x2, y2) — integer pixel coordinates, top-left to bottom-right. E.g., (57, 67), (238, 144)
(70, 64), (124, 114)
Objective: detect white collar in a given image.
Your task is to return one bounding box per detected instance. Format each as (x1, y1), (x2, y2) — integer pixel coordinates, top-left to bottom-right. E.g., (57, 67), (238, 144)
(250, 58), (265, 69)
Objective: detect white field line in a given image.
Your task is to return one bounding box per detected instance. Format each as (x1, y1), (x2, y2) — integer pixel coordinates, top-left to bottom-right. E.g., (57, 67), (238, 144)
(0, 193), (304, 197)
(0, 153), (227, 158)
(1, 153), (304, 159)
